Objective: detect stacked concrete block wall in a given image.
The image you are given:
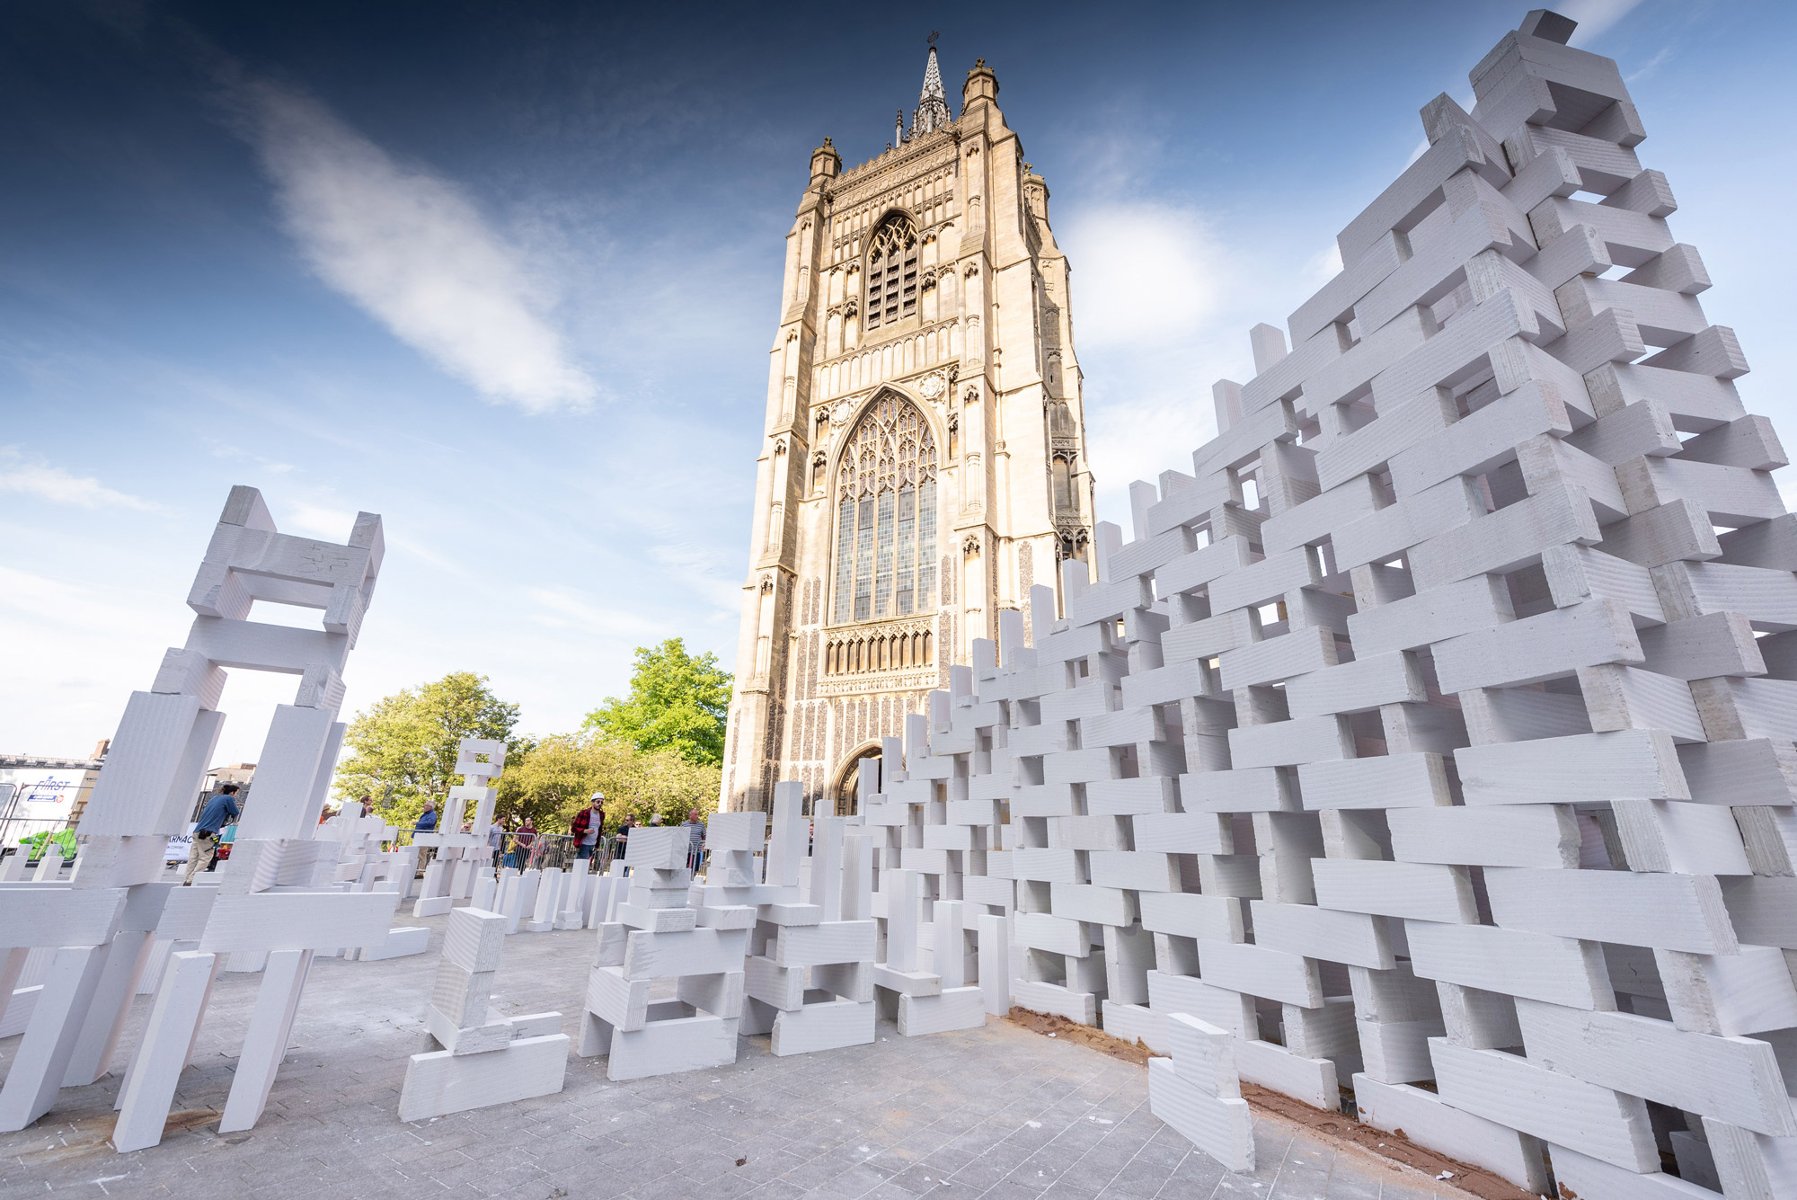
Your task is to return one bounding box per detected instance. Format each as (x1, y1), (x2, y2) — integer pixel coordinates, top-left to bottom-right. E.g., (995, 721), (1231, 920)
(397, 907), (568, 1121)
(811, 12), (1797, 1194)
(861, 722), (999, 1036)
(736, 791), (880, 1053)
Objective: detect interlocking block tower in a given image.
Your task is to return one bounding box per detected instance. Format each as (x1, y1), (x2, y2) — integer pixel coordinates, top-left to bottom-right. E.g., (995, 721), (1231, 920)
(0, 485), (395, 1154)
(398, 907), (568, 1121)
(860, 713), (997, 1036)
(736, 786), (880, 1054)
(579, 826), (747, 1081)
(413, 736), (506, 917)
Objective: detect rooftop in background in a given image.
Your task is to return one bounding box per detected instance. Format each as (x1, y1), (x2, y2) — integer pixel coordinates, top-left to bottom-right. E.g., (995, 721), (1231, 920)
(0, 753), (105, 771)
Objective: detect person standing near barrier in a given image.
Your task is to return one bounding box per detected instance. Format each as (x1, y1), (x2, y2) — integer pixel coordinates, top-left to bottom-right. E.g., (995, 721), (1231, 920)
(487, 820), (504, 870)
(682, 808), (706, 874)
(510, 817), (537, 869)
(570, 791), (605, 860)
(614, 815), (635, 872)
(183, 783), (240, 885)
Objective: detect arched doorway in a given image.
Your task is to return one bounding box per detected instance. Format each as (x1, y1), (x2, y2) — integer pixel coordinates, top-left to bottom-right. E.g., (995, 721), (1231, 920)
(833, 744), (882, 816)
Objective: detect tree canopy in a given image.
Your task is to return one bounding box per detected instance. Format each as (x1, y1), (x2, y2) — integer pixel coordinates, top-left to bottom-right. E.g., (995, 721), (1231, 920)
(583, 638), (732, 766)
(332, 671), (522, 831)
(497, 731), (718, 833)
(329, 664), (722, 839)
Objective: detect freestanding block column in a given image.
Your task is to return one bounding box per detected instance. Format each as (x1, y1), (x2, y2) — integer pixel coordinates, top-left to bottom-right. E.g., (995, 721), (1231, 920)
(579, 826), (745, 1081)
(397, 908), (568, 1121)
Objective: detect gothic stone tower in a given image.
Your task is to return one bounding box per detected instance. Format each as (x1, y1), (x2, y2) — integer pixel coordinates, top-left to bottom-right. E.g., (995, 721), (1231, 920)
(721, 45), (1096, 814)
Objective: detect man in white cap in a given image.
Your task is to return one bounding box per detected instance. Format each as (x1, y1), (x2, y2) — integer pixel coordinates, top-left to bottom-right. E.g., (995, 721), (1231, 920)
(571, 790), (605, 861)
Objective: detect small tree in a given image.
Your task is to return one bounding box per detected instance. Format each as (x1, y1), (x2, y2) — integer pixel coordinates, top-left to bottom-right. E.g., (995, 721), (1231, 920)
(583, 638), (732, 767)
(333, 672), (522, 832)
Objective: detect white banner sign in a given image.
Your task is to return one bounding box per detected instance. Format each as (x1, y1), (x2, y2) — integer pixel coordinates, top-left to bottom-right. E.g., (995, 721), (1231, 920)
(0, 767), (86, 811)
(165, 823), (197, 863)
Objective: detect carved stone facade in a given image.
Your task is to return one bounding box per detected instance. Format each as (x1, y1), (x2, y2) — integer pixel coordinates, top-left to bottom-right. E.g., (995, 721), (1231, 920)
(721, 49), (1096, 814)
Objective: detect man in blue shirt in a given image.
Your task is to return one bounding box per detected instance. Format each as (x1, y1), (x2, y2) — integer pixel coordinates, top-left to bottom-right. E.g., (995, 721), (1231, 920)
(183, 784), (241, 885)
(413, 799), (439, 869)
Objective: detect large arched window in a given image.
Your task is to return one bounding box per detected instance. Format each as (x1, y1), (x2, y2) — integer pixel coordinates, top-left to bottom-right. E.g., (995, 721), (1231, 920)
(864, 213), (919, 332)
(831, 395), (938, 624)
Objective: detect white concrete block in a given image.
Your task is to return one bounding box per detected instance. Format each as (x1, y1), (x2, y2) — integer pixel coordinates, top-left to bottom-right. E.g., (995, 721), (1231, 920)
(770, 999), (875, 1055)
(1148, 1057), (1254, 1172)
(897, 986), (986, 1036)
(605, 1013), (737, 1082)
(397, 1034), (569, 1122)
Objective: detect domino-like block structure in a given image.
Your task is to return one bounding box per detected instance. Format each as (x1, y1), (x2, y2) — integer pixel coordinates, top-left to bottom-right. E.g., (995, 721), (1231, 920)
(412, 738), (506, 918)
(0, 485), (395, 1155)
(577, 826), (746, 1080)
(397, 907), (568, 1121)
(317, 808), (427, 960)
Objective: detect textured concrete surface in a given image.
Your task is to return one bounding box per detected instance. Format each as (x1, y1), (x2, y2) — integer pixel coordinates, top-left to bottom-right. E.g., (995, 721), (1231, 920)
(0, 919), (1463, 1199)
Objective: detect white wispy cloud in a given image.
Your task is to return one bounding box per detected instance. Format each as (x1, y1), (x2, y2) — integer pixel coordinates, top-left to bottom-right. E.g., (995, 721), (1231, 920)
(527, 586), (669, 637)
(282, 500), (357, 541)
(202, 436), (294, 475)
(1059, 200), (1354, 532)
(281, 498), (461, 575)
(0, 446), (159, 511)
(649, 542), (744, 616)
(1561, 0), (1648, 45)
(1304, 243), (1344, 291)
(0, 564), (193, 750)
(1060, 202), (1227, 354)
(1626, 45), (1677, 84)
(233, 79), (598, 414)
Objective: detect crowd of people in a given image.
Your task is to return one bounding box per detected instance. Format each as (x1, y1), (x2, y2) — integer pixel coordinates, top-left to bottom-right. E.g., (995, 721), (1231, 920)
(392, 789), (710, 874)
(185, 785), (719, 882)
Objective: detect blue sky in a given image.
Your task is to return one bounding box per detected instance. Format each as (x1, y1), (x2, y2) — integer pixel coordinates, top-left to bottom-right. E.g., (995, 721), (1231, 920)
(3, 0), (1793, 765)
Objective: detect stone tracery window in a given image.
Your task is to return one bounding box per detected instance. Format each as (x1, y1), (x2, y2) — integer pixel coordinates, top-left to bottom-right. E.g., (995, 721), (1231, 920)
(831, 395), (938, 624)
(864, 213), (919, 331)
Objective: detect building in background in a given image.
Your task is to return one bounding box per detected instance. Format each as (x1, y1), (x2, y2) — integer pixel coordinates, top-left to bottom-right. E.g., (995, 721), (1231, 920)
(721, 42), (1095, 815)
(204, 762), (257, 791)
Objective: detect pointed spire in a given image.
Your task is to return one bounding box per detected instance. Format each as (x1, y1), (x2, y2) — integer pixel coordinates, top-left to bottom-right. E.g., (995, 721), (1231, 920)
(906, 35), (953, 141)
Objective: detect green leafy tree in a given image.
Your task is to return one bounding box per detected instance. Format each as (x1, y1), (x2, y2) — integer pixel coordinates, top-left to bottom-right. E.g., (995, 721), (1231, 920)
(583, 638), (732, 766)
(333, 672), (522, 832)
(497, 731), (719, 834)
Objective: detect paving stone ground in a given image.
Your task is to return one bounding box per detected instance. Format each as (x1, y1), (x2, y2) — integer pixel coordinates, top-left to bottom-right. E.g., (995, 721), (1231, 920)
(0, 915), (1466, 1200)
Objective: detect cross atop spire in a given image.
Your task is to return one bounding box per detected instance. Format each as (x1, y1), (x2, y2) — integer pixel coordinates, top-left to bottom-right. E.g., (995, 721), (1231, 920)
(903, 38), (953, 143)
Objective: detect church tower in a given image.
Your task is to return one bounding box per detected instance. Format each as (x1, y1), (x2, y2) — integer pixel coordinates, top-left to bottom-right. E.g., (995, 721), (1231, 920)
(721, 43), (1096, 814)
